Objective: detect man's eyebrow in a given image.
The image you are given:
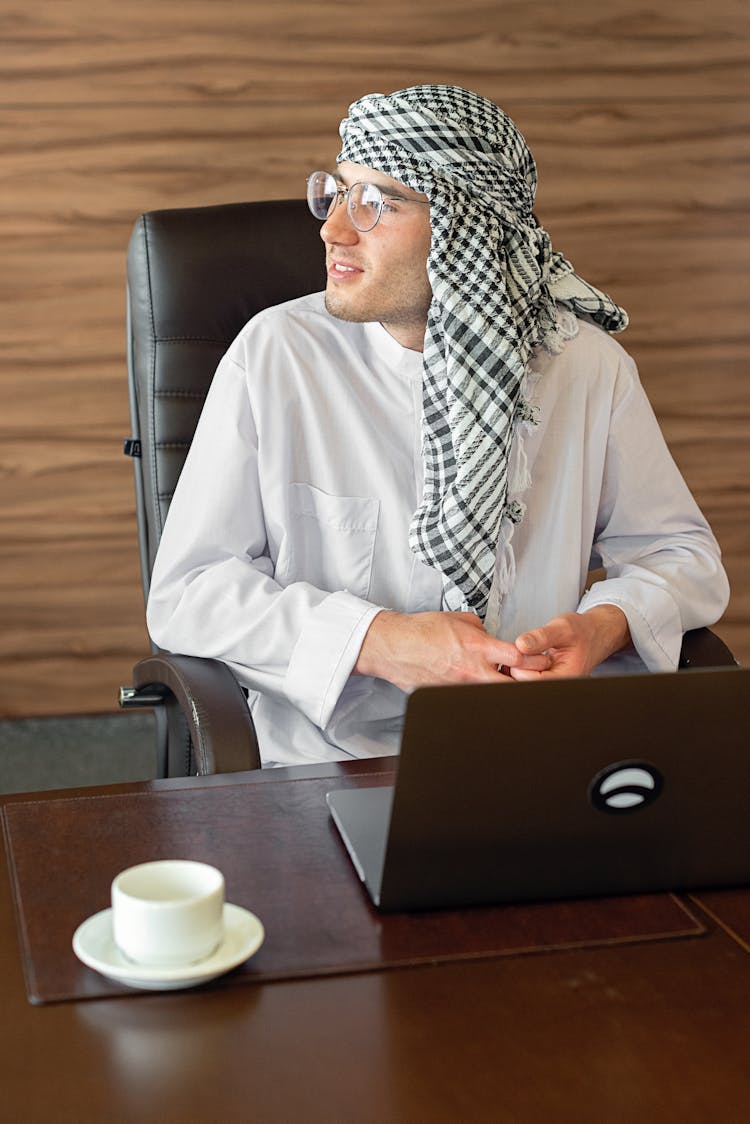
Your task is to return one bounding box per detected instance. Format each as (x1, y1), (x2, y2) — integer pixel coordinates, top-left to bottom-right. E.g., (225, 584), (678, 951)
(330, 169), (415, 201)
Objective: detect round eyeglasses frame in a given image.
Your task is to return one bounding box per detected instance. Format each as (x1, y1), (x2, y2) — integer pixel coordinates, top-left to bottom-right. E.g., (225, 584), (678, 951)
(306, 170), (429, 232)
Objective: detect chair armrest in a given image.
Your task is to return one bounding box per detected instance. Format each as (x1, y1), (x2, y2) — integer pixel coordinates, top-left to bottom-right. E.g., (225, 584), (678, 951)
(130, 653), (262, 775)
(678, 628), (737, 670)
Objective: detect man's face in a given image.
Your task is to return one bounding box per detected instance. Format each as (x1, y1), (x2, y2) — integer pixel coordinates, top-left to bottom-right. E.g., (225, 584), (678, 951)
(321, 161), (432, 351)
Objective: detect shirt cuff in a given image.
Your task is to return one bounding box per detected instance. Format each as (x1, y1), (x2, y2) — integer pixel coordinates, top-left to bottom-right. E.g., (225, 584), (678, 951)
(578, 578), (683, 672)
(283, 591), (384, 730)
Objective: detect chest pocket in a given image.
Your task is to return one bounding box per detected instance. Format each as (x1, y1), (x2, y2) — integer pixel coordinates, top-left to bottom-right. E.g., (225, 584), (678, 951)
(284, 483), (379, 599)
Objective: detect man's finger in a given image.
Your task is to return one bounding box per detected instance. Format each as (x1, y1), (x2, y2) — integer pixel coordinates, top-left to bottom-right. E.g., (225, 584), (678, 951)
(515, 628), (550, 655)
(516, 617), (573, 655)
(508, 666), (544, 681)
(485, 638), (530, 667)
(485, 638), (551, 672)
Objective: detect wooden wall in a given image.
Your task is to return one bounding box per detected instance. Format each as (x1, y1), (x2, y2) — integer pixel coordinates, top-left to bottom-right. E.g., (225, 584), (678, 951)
(1, 0), (748, 718)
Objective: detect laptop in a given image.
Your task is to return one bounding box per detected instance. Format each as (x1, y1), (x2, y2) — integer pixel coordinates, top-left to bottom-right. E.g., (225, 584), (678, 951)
(326, 667), (749, 911)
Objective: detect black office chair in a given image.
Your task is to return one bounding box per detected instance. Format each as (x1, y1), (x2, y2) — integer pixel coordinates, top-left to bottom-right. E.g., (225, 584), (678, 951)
(120, 200), (737, 778)
(120, 200), (324, 777)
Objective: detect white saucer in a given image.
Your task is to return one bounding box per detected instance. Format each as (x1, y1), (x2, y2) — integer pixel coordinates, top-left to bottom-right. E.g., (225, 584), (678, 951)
(72, 903), (264, 991)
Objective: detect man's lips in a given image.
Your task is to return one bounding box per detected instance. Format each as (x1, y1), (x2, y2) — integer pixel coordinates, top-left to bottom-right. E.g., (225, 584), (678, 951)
(327, 259), (364, 280)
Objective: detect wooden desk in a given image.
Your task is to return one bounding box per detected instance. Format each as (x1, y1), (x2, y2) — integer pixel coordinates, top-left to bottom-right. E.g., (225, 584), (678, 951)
(2, 764), (750, 1124)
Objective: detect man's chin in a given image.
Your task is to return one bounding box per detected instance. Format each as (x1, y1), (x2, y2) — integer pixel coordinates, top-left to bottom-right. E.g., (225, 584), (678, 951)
(324, 290), (371, 324)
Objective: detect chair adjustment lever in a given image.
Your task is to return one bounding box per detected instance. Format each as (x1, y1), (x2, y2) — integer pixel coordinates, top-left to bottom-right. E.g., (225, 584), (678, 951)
(119, 684), (168, 708)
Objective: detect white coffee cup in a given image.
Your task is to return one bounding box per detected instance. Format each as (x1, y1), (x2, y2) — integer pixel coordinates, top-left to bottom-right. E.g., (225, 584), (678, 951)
(111, 860), (225, 967)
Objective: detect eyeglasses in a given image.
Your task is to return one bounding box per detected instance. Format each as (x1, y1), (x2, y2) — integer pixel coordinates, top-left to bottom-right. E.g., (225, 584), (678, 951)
(306, 170), (429, 232)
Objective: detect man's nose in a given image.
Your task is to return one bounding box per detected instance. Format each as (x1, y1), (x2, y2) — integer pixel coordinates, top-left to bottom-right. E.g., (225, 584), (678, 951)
(320, 197), (359, 245)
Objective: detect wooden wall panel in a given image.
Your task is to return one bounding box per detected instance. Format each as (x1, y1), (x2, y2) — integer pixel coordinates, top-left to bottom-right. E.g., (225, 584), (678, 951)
(3, 1), (749, 101)
(1, 0), (748, 717)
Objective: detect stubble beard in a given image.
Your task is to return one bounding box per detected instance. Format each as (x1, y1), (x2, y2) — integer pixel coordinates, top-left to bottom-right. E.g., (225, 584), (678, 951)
(324, 283), (431, 337)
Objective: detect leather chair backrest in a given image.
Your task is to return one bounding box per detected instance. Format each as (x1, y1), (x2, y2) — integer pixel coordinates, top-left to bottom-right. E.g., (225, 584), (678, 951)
(126, 200), (325, 601)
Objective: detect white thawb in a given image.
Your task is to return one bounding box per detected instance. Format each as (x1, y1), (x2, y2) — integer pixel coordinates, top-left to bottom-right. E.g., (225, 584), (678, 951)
(147, 293), (729, 767)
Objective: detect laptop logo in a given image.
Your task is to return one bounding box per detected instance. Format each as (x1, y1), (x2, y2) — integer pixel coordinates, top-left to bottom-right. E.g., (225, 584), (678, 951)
(589, 761), (664, 814)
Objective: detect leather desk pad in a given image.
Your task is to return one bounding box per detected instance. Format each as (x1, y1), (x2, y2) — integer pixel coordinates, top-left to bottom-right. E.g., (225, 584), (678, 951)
(689, 890), (750, 953)
(2, 771), (706, 1004)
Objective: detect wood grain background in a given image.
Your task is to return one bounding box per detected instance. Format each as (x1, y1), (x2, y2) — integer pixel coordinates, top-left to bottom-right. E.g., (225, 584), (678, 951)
(1, 0), (748, 717)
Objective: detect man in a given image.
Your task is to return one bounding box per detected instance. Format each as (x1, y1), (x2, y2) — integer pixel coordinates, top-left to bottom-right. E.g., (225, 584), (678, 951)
(147, 85), (729, 767)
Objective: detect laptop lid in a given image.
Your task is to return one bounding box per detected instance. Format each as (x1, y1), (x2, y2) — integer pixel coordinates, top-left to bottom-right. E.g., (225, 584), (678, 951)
(327, 667), (749, 911)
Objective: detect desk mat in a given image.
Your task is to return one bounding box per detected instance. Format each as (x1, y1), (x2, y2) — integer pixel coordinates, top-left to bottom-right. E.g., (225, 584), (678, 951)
(2, 772), (705, 1004)
(689, 890), (750, 954)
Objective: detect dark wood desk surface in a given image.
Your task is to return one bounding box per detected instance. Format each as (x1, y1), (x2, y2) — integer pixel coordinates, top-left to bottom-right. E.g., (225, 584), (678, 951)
(2, 764), (750, 1124)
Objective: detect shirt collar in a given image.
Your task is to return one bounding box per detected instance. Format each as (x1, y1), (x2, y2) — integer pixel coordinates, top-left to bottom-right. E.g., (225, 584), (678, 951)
(361, 320), (424, 382)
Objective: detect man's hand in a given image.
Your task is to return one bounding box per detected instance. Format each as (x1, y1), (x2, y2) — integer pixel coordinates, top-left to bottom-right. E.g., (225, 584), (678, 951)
(354, 611), (551, 693)
(511, 605), (632, 681)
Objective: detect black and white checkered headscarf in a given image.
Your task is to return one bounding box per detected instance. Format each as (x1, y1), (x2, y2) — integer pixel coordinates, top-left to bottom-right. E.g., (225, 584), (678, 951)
(338, 85), (628, 618)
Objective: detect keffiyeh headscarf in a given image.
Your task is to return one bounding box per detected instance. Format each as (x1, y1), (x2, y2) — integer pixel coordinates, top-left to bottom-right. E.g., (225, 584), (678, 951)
(338, 85), (628, 621)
